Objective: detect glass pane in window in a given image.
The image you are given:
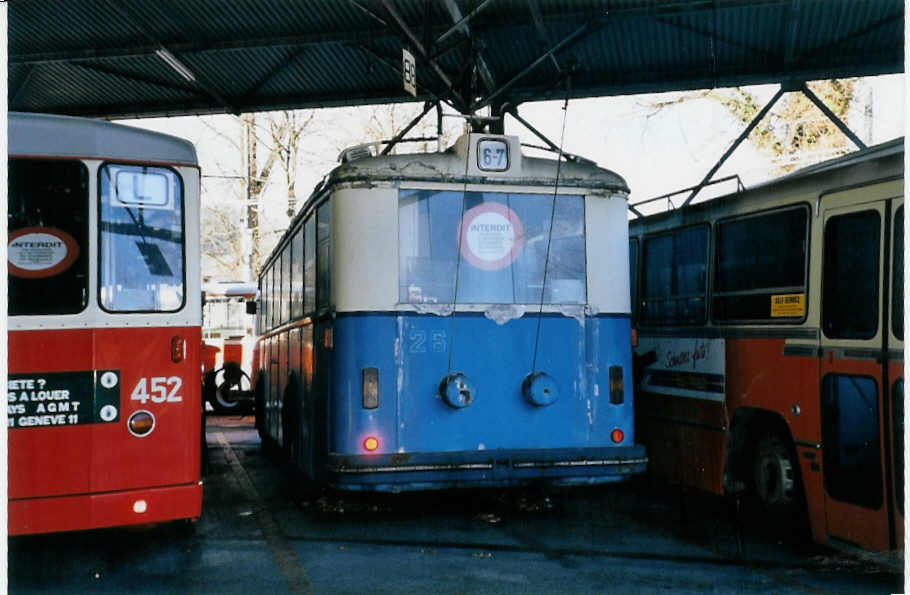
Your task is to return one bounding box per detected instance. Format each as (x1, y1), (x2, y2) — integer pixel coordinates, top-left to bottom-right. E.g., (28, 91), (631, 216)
(713, 207), (807, 321)
(823, 210), (880, 339)
(270, 263), (278, 329)
(894, 380), (904, 515)
(281, 243), (291, 323)
(398, 189), (585, 305)
(8, 159), (89, 316)
(821, 374), (882, 509)
(317, 202), (331, 309)
(893, 207), (903, 340)
(99, 164), (184, 312)
(715, 207), (807, 293)
(291, 229), (304, 319)
(629, 238), (639, 325)
(304, 217), (316, 314)
(641, 226), (708, 324)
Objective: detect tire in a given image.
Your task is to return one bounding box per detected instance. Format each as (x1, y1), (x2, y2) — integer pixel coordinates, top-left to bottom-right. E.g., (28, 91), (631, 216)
(752, 433), (798, 516)
(283, 389), (314, 502)
(208, 366), (253, 415)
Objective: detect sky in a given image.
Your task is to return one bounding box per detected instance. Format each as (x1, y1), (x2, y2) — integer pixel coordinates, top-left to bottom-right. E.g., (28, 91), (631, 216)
(120, 73), (905, 278)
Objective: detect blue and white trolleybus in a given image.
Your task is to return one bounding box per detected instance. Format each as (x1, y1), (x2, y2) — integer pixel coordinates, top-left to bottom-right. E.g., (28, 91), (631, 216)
(252, 132), (646, 492)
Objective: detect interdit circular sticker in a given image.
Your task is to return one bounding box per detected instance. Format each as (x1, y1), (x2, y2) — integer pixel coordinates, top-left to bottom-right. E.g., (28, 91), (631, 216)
(8, 227), (80, 279)
(458, 203), (524, 271)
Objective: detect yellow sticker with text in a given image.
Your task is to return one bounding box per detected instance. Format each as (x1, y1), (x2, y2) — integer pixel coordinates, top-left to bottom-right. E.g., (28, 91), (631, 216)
(771, 293), (805, 317)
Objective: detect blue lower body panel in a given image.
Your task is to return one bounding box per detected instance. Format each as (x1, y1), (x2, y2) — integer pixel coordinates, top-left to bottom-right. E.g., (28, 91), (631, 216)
(326, 445), (647, 492)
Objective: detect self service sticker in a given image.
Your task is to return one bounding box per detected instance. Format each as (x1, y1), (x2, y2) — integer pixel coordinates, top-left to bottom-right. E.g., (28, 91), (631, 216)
(458, 203), (524, 271)
(8, 226), (80, 279)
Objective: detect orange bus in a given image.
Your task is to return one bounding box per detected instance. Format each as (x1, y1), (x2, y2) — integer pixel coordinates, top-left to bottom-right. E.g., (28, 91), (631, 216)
(630, 138), (903, 552)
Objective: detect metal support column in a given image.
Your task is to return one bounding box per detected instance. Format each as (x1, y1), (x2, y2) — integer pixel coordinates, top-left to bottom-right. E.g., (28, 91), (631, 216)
(800, 83), (868, 150)
(682, 86), (786, 206)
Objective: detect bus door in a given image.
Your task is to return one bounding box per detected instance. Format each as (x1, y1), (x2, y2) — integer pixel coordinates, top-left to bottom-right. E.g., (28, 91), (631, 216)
(819, 187), (902, 551)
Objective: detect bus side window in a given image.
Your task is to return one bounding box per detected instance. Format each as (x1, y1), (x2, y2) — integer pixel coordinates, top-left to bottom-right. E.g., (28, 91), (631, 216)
(822, 210), (880, 339)
(641, 225), (708, 325)
(291, 227), (304, 320)
(713, 205), (809, 322)
(304, 217), (316, 314)
(893, 206), (903, 340)
(281, 241), (292, 323)
(317, 200), (332, 311)
(629, 238), (639, 325)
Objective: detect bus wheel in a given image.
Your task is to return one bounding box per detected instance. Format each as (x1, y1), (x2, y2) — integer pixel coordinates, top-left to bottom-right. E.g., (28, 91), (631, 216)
(209, 364), (252, 414)
(752, 433), (796, 515)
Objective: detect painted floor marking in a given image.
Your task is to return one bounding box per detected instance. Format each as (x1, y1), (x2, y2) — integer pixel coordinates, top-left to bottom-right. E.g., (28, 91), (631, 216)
(216, 432), (313, 594)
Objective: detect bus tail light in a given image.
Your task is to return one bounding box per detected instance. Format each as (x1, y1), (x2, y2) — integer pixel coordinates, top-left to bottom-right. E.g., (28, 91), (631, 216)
(128, 411), (156, 437)
(611, 429), (624, 443)
(609, 366), (624, 404)
(323, 328), (334, 350)
(363, 436), (379, 452)
(171, 335), (185, 363)
(133, 500), (148, 514)
(363, 368), (379, 409)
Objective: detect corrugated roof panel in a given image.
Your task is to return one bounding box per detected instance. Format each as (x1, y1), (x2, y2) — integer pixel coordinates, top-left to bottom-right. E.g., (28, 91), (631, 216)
(8, 0), (903, 118)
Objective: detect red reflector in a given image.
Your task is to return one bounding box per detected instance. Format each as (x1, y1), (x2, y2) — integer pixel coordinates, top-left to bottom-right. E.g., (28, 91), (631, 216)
(171, 335), (185, 363)
(324, 328), (334, 350)
(611, 429), (624, 443)
(363, 436), (379, 452)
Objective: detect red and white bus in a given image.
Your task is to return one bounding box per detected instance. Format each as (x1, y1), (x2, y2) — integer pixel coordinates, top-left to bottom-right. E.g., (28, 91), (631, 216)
(630, 139), (903, 552)
(202, 280), (256, 414)
(7, 112), (203, 535)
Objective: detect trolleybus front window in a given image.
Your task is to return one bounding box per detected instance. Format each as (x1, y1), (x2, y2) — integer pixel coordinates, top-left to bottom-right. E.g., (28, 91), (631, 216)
(8, 159), (89, 316)
(99, 164), (185, 312)
(399, 189), (585, 305)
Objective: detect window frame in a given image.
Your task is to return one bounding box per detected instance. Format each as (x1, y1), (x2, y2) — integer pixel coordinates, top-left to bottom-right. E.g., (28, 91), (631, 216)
(640, 223), (710, 326)
(8, 158), (91, 317)
(710, 203), (811, 325)
(822, 208), (881, 341)
(96, 161), (187, 314)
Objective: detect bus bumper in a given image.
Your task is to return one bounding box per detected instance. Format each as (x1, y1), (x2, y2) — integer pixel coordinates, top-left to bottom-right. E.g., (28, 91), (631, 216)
(326, 446), (647, 492)
(9, 481), (203, 536)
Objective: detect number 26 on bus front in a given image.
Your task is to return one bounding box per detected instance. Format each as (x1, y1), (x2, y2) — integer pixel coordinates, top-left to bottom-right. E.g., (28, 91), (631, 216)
(130, 377), (183, 404)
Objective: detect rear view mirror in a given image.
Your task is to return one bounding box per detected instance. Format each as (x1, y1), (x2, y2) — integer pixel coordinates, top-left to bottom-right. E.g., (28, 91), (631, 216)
(245, 300), (257, 315)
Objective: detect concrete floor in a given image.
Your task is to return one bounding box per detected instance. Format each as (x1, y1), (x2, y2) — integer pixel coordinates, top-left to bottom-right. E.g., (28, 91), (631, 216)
(8, 415), (903, 594)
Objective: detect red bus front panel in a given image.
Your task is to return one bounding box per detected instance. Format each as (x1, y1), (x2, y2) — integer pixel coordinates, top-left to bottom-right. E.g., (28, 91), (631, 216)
(8, 326), (202, 534)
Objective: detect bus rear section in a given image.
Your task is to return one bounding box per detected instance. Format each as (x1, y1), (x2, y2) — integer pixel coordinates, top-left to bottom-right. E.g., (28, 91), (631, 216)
(7, 113), (203, 535)
(254, 132), (646, 492)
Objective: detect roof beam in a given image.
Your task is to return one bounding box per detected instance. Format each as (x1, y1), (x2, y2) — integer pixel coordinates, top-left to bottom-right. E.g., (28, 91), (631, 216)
(801, 9), (904, 60)
(380, 0), (466, 109)
(653, 16), (776, 60)
(70, 61), (203, 96)
(96, 0), (235, 114)
(472, 16), (606, 111)
(436, 0), (496, 45)
(439, 0), (496, 92)
(10, 66), (36, 106)
(526, 0), (562, 74)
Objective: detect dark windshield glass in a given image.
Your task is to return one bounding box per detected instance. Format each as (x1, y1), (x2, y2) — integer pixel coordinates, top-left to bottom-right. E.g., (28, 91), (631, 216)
(99, 164), (185, 312)
(8, 159), (89, 316)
